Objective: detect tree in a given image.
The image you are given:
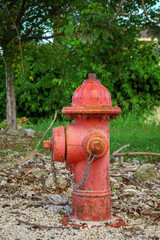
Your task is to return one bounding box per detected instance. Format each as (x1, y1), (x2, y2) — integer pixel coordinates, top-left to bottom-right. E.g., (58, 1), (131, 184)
(0, 0), (159, 129)
(14, 33), (159, 118)
(0, 0), (78, 129)
(68, 1), (160, 50)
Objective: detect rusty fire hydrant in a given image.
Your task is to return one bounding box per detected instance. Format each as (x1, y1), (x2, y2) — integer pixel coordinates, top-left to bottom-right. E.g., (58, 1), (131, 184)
(43, 73), (125, 228)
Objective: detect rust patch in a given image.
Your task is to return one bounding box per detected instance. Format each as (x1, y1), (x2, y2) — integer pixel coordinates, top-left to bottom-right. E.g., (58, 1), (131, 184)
(90, 140), (104, 154)
(77, 205), (83, 213)
(89, 205), (94, 214)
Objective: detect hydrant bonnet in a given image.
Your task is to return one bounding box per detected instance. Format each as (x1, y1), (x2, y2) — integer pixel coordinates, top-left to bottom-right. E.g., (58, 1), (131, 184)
(62, 73), (121, 118)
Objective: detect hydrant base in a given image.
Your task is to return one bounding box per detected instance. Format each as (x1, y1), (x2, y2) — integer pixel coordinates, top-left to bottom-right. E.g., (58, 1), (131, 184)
(62, 215), (125, 229)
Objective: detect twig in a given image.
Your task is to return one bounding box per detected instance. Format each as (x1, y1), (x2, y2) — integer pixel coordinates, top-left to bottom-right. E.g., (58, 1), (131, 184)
(113, 152), (160, 157)
(153, 216), (160, 222)
(109, 0), (159, 25)
(14, 111), (57, 165)
(141, 0), (160, 25)
(14, 149), (38, 164)
(110, 174), (146, 188)
(119, 12), (143, 17)
(109, 0), (125, 23)
(36, 110), (57, 149)
(123, 221), (148, 227)
(112, 144), (130, 156)
(16, 218), (68, 229)
(123, 168), (137, 172)
(147, 204), (160, 212)
(10, 211), (28, 216)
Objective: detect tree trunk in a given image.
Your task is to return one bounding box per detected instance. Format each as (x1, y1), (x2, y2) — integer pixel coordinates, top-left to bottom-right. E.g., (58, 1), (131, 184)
(5, 65), (17, 130)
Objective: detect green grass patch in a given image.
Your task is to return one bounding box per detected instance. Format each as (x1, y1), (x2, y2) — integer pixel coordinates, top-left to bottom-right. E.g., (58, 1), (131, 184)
(110, 112), (160, 162)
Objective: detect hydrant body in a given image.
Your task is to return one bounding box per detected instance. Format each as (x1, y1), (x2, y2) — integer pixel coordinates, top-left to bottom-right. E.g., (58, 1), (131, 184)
(44, 74), (123, 226)
(66, 117), (110, 221)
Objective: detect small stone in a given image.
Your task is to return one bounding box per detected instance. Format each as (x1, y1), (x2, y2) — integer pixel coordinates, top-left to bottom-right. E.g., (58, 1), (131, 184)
(30, 168), (48, 179)
(6, 129), (19, 136)
(123, 185), (136, 189)
(5, 128), (25, 137)
(24, 128), (36, 137)
(45, 173), (55, 188)
(123, 189), (138, 195)
(48, 195), (68, 205)
(63, 187), (73, 196)
(110, 177), (117, 184)
(134, 164), (159, 182)
(0, 180), (7, 186)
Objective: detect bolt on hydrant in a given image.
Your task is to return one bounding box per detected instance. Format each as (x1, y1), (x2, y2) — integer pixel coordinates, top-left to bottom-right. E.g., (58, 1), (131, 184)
(43, 73), (125, 228)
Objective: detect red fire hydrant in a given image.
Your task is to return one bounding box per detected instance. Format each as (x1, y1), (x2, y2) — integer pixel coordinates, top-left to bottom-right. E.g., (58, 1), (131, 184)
(43, 74), (125, 228)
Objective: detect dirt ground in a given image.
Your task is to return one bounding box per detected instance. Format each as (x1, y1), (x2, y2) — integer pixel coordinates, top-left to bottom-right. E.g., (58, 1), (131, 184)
(0, 134), (160, 240)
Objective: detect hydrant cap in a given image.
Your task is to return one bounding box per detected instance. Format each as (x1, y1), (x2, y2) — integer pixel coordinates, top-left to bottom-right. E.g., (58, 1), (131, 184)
(72, 73), (112, 108)
(62, 73), (121, 117)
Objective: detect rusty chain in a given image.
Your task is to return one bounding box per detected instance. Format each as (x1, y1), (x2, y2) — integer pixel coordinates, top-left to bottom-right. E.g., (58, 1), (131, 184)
(68, 150), (97, 189)
(50, 137), (70, 192)
(50, 137), (97, 190)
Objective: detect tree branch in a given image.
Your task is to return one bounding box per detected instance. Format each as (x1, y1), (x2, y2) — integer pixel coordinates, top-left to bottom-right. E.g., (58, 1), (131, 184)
(110, 1), (116, 12)
(142, 0), (160, 25)
(0, 2), (24, 74)
(112, 144), (130, 156)
(109, 0), (126, 23)
(112, 152), (160, 157)
(16, 218), (69, 229)
(109, 0), (160, 24)
(27, 32), (64, 40)
(17, 0), (26, 24)
(119, 12), (144, 17)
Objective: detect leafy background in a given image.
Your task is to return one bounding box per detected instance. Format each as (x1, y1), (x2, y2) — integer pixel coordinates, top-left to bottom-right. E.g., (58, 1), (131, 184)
(0, 0), (160, 123)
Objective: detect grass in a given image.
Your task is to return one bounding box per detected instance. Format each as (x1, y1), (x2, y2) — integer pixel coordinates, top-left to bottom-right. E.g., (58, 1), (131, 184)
(31, 112), (160, 159)
(110, 112), (160, 163)
(110, 112), (160, 152)
(1, 112), (159, 163)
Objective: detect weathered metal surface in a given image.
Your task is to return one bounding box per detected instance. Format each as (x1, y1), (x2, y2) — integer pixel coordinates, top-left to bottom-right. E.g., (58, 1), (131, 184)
(43, 138), (51, 150)
(62, 215), (125, 229)
(43, 73), (124, 227)
(52, 126), (66, 163)
(62, 73), (121, 119)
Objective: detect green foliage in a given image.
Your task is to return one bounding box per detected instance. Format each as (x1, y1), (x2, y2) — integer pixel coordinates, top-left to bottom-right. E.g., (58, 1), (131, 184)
(0, 0), (160, 122)
(0, 34), (160, 120)
(147, 25), (160, 57)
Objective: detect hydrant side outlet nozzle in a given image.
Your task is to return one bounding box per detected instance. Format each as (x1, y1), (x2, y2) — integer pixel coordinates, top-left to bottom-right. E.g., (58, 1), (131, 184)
(43, 139), (51, 151)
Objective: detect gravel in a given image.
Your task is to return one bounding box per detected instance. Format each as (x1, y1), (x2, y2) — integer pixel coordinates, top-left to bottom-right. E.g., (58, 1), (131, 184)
(0, 197), (160, 240)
